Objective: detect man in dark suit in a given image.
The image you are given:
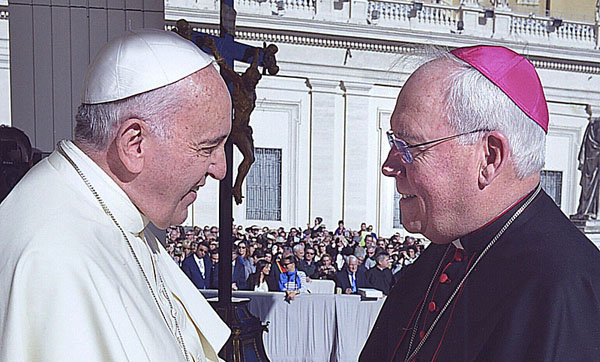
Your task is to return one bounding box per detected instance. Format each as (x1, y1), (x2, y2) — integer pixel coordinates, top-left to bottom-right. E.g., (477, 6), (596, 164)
(336, 255), (367, 294)
(231, 249), (247, 290)
(181, 242), (212, 289)
(366, 252), (393, 295)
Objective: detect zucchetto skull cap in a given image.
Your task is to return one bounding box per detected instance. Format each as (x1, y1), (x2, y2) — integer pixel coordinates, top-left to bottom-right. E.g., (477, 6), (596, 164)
(451, 45), (549, 133)
(81, 28), (213, 104)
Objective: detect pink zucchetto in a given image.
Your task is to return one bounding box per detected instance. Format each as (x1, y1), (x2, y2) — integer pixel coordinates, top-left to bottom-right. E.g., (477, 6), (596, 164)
(451, 45), (549, 133)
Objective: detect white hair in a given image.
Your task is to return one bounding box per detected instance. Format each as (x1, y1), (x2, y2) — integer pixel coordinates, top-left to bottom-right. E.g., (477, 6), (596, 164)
(74, 76), (193, 150)
(409, 47), (546, 179)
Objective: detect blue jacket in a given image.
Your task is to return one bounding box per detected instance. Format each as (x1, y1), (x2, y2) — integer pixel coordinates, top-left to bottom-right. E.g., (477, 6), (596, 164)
(279, 270), (301, 292)
(181, 254), (212, 290)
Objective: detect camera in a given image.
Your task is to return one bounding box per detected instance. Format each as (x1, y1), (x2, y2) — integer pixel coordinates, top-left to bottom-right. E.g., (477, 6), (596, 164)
(0, 126), (33, 203)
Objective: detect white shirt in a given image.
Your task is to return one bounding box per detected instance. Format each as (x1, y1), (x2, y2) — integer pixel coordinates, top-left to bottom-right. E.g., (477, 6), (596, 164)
(194, 254), (206, 278)
(0, 140), (230, 362)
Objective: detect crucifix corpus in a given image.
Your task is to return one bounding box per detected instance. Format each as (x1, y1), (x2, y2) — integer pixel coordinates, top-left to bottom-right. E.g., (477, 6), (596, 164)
(175, 18), (278, 206)
(173, 5), (278, 360)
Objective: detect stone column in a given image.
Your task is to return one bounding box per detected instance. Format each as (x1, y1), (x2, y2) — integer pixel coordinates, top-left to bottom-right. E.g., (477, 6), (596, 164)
(340, 81), (378, 230)
(307, 79), (346, 227)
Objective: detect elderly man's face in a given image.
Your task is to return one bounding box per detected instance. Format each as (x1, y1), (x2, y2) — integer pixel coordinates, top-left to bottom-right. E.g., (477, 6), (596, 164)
(142, 67), (231, 228)
(347, 259), (358, 273)
(382, 60), (479, 244)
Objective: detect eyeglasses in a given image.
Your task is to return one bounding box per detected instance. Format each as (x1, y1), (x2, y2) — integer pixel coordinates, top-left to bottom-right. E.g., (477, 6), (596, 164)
(306, 252), (315, 255)
(386, 129), (489, 164)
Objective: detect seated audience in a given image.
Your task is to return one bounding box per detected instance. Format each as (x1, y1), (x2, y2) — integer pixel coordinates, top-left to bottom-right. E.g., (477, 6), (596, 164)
(315, 253), (337, 281)
(246, 260), (278, 292)
(209, 250), (219, 288)
(181, 241), (212, 290)
(237, 240), (254, 278)
(366, 252), (394, 295)
(336, 255), (368, 294)
(364, 246), (377, 270)
(232, 249), (247, 290)
(279, 256), (306, 302)
(299, 246), (318, 278)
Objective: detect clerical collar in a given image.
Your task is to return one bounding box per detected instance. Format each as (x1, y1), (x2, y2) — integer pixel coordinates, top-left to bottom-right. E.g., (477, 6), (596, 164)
(459, 185), (542, 254)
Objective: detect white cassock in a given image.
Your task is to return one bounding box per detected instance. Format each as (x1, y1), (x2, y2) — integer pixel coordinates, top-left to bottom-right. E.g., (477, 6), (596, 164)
(0, 140), (230, 362)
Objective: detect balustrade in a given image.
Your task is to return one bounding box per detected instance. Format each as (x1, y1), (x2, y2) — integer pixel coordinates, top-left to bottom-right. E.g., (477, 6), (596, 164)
(166, 0), (599, 50)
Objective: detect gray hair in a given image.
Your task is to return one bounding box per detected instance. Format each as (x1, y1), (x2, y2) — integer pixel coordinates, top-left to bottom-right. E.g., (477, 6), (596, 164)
(410, 48), (546, 179)
(347, 255), (358, 264)
(74, 76), (193, 150)
(293, 244), (305, 253)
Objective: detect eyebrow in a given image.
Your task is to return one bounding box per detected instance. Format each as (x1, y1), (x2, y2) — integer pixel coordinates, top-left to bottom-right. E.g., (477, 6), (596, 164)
(198, 135), (228, 147)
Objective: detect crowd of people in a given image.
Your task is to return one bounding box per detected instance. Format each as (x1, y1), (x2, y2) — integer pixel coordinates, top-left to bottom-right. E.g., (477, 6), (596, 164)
(167, 218), (427, 296)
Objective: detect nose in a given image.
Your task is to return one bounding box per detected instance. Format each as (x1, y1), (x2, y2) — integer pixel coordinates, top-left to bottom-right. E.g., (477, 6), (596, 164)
(208, 144), (227, 180)
(382, 149), (405, 178)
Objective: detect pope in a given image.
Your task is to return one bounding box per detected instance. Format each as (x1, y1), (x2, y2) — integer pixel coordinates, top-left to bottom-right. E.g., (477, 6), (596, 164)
(0, 29), (231, 361)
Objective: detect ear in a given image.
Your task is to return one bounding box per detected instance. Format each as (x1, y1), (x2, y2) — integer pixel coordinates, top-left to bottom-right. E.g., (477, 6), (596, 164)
(114, 118), (147, 174)
(478, 131), (510, 189)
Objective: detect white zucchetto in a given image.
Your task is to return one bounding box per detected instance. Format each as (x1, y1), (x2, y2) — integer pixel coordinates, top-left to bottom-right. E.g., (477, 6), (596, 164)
(81, 28), (213, 105)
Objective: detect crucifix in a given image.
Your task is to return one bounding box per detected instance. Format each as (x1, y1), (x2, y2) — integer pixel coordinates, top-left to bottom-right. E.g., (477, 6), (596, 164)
(174, 2), (278, 360)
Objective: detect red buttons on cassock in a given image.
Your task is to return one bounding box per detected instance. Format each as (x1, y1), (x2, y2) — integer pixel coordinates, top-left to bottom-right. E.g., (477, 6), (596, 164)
(454, 248), (467, 262)
(428, 301), (436, 312)
(419, 330), (425, 339)
(439, 273), (450, 283)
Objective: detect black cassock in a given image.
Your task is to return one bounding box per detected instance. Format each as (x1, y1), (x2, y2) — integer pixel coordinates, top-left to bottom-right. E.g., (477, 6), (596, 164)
(360, 188), (600, 362)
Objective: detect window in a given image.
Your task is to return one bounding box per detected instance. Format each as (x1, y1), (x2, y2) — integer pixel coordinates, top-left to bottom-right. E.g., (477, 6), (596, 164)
(246, 148), (282, 221)
(541, 170), (562, 207)
(393, 188), (402, 228)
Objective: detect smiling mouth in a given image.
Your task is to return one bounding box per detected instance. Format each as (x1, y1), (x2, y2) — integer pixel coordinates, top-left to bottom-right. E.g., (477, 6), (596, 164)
(400, 193), (416, 200)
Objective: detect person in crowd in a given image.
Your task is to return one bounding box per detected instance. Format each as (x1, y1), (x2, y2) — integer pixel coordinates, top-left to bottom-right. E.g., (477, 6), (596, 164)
(334, 219), (346, 236)
(336, 255), (368, 294)
(245, 259), (277, 292)
(361, 45), (600, 361)
(364, 234), (375, 248)
(315, 242), (327, 262)
(264, 251), (273, 264)
(299, 246), (318, 278)
(209, 250), (219, 288)
(181, 241), (212, 290)
(279, 256), (306, 302)
(237, 240), (254, 278)
(385, 243), (396, 255)
(167, 226), (182, 243)
(184, 229), (196, 243)
(268, 247), (291, 289)
(231, 249), (247, 291)
(364, 245), (377, 270)
(293, 243), (305, 261)
(390, 253), (403, 275)
(366, 252), (394, 295)
(0, 29), (231, 360)
(402, 246), (419, 267)
(315, 253), (337, 281)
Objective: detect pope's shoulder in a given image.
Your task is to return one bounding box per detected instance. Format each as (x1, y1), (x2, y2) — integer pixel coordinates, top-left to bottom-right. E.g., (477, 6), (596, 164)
(0, 153), (119, 263)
